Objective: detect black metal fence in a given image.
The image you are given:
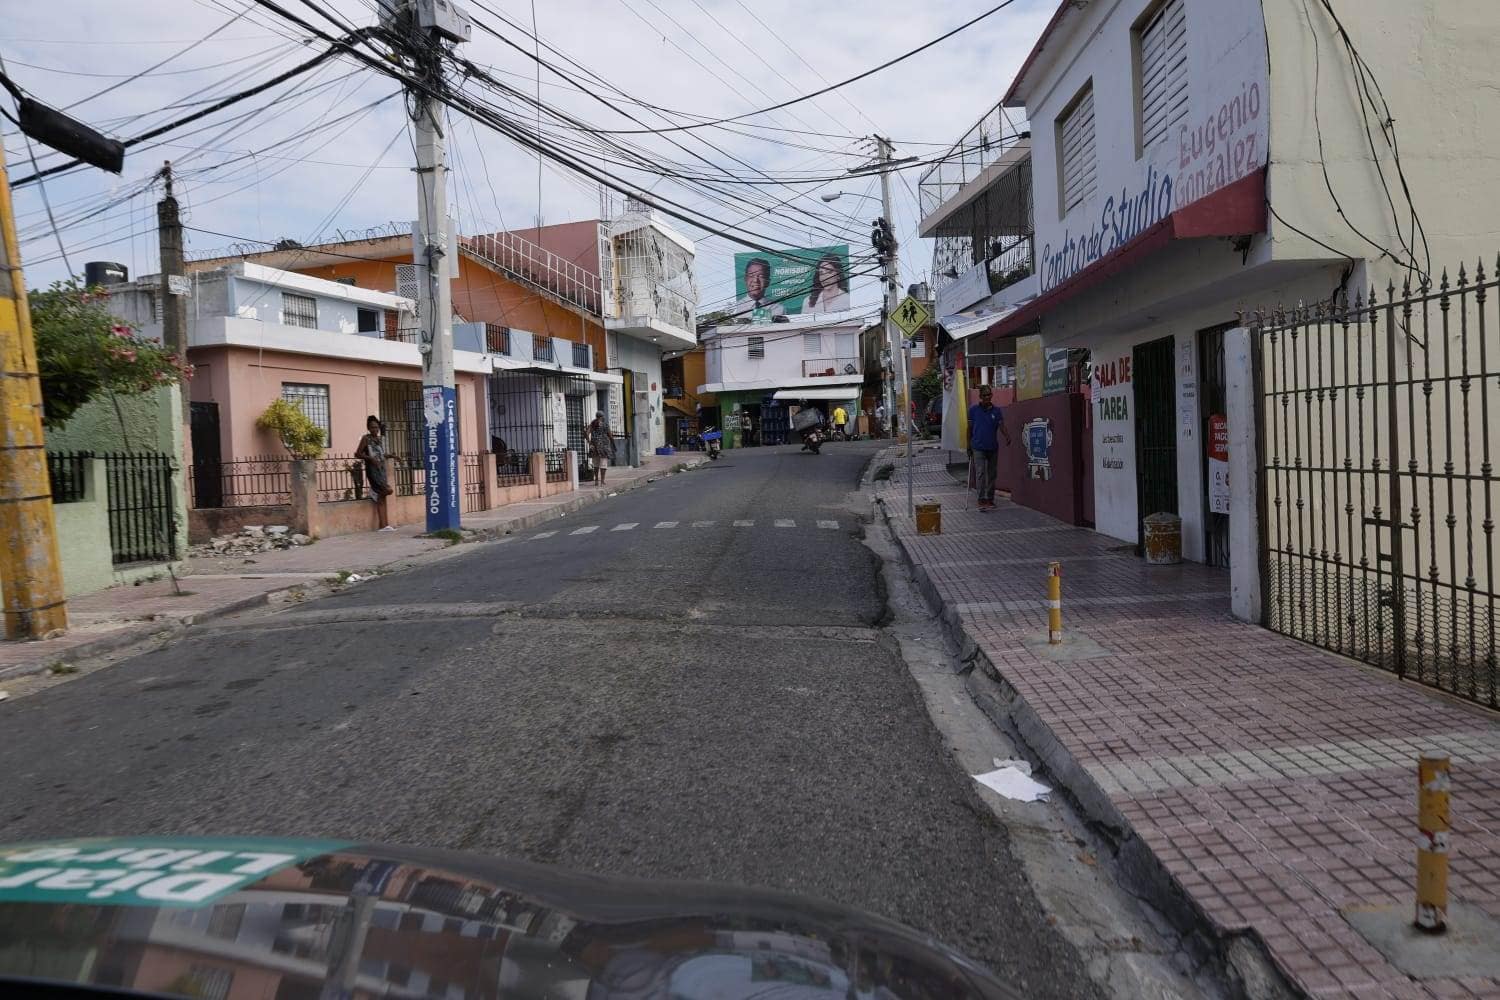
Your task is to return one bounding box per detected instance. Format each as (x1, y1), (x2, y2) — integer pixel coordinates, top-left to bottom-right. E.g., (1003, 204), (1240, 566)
(460, 452), (487, 513)
(488, 370), (593, 484)
(1253, 262), (1500, 709)
(46, 451), (90, 504)
(315, 454), (365, 502)
(103, 452), (177, 565)
(189, 455), (291, 508)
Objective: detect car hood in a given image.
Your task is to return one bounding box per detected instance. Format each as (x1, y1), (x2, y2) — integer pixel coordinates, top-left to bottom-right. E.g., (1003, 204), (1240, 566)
(0, 836), (1019, 999)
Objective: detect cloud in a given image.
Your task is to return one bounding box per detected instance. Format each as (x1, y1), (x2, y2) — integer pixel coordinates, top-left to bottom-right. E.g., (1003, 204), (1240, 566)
(5, 0), (1055, 308)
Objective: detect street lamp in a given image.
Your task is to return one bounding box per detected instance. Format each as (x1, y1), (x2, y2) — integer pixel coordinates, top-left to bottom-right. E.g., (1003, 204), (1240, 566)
(820, 190), (882, 204)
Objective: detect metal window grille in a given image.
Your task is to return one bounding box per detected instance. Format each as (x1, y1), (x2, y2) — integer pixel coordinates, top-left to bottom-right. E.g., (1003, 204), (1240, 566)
(46, 451), (89, 503)
(803, 332), (822, 356)
(282, 292), (318, 329)
(606, 332), (619, 367)
(486, 323), (511, 354)
(394, 263), (419, 300)
(103, 452), (178, 565)
(1139, 0), (1188, 151)
(281, 382), (331, 446)
(572, 341), (592, 368)
(1058, 85), (1097, 214)
(748, 336), (765, 359)
(534, 337), (555, 363)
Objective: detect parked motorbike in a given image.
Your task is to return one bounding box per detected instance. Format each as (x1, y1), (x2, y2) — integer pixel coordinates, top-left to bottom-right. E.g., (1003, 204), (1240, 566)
(700, 426), (722, 460)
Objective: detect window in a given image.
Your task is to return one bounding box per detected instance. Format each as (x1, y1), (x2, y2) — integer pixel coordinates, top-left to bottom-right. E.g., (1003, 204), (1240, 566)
(910, 335), (926, 359)
(606, 332), (619, 367)
(185, 966), (233, 1000)
(1136, 0), (1188, 153)
(281, 383), (331, 446)
(206, 903), (245, 940)
(282, 291), (318, 329)
(335, 276), (357, 286)
(803, 332), (822, 356)
(747, 336), (765, 359)
(1057, 83), (1097, 216)
(394, 263), (419, 300)
(357, 308), (380, 333)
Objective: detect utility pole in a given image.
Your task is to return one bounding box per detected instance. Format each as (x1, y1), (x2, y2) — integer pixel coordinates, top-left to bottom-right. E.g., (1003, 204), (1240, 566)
(157, 163), (191, 431)
(0, 144), (68, 639)
(395, 0), (468, 532)
(872, 137), (907, 442)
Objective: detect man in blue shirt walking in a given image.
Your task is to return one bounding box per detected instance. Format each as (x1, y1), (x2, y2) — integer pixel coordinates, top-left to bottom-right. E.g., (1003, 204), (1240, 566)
(968, 384), (1012, 511)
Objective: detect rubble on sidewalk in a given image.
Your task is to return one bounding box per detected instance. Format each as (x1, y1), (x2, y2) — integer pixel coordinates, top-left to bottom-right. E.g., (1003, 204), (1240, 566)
(188, 525), (313, 558)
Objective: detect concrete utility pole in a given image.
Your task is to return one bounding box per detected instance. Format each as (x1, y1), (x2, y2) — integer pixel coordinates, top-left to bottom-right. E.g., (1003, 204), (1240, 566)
(0, 144), (68, 639)
(402, 1), (466, 532)
(875, 137), (906, 441)
(157, 162), (190, 425)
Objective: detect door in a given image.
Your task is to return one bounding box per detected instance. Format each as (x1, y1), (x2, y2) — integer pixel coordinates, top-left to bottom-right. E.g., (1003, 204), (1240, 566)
(1199, 324), (1232, 567)
(1133, 336), (1178, 551)
(632, 369), (650, 463)
(189, 401), (222, 508)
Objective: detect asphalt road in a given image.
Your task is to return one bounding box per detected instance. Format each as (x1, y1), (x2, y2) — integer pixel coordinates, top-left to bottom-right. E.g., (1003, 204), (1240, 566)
(0, 441), (1100, 998)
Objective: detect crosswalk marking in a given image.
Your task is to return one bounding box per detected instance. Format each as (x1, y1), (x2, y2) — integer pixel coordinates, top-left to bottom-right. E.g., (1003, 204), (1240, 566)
(654, 521), (678, 529)
(692, 520), (715, 528)
(533, 531), (556, 539)
(774, 519), (795, 528)
(612, 522), (639, 531)
(570, 526), (598, 535)
(817, 520), (839, 529)
(733, 520), (754, 527)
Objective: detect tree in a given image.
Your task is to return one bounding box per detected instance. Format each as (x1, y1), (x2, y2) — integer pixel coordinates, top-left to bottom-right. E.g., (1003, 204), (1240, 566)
(256, 399), (326, 459)
(911, 364), (943, 411)
(31, 281), (193, 429)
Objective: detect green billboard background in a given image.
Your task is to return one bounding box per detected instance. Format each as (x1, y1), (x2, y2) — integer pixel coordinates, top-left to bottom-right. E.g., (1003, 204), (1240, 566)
(734, 245), (850, 320)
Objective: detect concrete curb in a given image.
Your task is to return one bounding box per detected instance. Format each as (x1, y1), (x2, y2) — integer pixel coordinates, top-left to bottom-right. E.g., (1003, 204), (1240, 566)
(0, 459), (708, 685)
(869, 490), (1300, 1000)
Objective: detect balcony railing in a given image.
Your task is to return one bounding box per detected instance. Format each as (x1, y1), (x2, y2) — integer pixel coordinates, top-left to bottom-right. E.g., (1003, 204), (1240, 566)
(918, 102), (1030, 222)
(803, 357), (860, 378)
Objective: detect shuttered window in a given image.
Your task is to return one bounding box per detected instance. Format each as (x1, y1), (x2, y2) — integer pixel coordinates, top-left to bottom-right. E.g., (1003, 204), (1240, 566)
(1058, 85), (1097, 215)
(747, 336), (765, 359)
(803, 332), (822, 356)
(1139, 0), (1188, 151)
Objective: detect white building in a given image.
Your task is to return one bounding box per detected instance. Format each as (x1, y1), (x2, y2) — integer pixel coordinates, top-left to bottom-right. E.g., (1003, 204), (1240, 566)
(926, 0), (1500, 573)
(698, 317), (869, 447)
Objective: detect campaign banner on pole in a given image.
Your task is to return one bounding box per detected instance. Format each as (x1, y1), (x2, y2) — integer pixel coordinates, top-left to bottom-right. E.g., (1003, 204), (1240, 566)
(734, 245), (851, 320)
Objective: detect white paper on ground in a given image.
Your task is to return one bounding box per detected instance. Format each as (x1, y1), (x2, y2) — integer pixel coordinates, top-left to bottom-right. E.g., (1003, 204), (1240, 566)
(991, 757), (1032, 776)
(973, 766), (1051, 802)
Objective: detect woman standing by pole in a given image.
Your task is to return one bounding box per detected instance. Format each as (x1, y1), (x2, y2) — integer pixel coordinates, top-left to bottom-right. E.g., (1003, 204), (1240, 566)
(355, 415), (395, 530)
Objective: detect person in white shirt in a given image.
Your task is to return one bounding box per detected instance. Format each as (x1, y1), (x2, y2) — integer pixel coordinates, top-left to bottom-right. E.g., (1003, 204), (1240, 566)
(804, 253), (850, 313)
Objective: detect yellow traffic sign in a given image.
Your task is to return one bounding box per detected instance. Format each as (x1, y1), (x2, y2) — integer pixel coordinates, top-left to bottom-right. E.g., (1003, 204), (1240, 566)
(891, 295), (931, 338)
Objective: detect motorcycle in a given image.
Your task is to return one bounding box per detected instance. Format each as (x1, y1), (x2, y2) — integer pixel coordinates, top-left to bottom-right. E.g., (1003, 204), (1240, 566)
(799, 424), (825, 454)
(700, 426), (722, 460)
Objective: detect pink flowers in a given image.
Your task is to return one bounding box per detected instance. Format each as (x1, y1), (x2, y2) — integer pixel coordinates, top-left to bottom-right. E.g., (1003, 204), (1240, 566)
(111, 324), (132, 339)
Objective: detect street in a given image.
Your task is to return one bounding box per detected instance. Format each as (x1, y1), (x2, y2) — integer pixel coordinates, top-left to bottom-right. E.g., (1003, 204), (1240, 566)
(0, 442), (1100, 999)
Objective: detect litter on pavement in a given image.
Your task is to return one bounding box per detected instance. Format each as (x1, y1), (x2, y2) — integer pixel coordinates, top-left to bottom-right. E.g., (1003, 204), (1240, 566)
(973, 766), (1051, 802)
(992, 756), (1032, 775)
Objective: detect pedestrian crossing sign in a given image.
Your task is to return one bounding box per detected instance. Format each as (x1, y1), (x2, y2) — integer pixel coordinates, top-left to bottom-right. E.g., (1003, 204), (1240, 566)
(891, 295), (931, 338)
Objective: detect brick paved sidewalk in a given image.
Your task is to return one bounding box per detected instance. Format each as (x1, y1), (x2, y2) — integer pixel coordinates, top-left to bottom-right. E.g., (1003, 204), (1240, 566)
(0, 452), (703, 682)
(872, 446), (1500, 1000)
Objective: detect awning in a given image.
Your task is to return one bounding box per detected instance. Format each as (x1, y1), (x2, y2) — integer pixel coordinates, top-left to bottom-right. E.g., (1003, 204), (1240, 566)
(941, 303), (1023, 342)
(772, 387), (860, 401)
(984, 169), (1268, 341)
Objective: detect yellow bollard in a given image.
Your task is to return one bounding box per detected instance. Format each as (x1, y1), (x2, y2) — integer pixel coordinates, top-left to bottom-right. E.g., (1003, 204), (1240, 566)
(1047, 562), (1062, 645)
(1415, 754), (1450, 933)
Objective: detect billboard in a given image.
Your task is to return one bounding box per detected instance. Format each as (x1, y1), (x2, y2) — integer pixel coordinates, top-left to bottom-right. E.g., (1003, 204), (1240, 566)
(734, 245), (851, 321)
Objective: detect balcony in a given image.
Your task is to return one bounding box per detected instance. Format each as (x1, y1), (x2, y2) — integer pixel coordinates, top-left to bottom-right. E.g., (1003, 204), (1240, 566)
(803, 357), (861, 378)
(918, 101), (1030, 234)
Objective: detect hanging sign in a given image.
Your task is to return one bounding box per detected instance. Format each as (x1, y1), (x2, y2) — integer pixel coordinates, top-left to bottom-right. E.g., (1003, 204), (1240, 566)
(1208, 413), (1229, 513)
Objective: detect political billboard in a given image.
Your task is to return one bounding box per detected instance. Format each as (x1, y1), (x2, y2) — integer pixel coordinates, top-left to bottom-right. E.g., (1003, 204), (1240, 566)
(734, 245), (851, 321)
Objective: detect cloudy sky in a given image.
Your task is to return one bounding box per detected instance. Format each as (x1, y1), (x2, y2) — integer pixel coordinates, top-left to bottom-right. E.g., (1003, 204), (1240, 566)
(3, 0), (1054, 316)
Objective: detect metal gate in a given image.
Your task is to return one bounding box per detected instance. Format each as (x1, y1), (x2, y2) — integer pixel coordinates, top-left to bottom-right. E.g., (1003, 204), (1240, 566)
(1199, 325), (1231, 567)
(1133, 335), (1178, 550)
(1254, 269), (1498, 709)
(104, 452), (178, 565)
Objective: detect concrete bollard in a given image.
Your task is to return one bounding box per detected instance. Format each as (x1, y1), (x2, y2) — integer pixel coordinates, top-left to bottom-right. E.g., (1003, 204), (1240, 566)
(1415, 754), (1450, 932)
(1047, 561), (1062, 645)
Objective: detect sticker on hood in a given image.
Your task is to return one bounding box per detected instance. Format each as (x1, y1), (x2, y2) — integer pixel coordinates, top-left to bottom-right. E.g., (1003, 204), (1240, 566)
(0, 837), (348, 908)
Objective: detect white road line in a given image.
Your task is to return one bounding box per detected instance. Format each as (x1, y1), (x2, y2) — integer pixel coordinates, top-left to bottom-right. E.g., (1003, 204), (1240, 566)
(612, 523), (639, 531)
(570, 526), (598, 535)
(817, 520), (839, 529)
(774, 519), (795, 528)
(733, 520), (754, 527)
(654, 521), (678, 529)
(692, 520), (715, 528)
(533, 531), (556, 539)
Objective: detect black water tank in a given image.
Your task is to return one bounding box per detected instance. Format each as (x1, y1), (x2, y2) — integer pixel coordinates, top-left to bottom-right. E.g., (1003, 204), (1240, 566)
(84, 261), (128, 287)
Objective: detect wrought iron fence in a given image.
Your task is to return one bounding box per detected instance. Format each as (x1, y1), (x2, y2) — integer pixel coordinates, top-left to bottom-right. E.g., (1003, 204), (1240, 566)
(46, 451), (89, 504)
(189, 456), (291, 508)
(488, 370), (593, 486)
(392, 459), (426, 497)
(103, 452), (178, 565)
(545, 449), (569, 484)
(315, 454), (365, 502)
(460, 452), (487, 513)
(1253, 262), (1500, 709)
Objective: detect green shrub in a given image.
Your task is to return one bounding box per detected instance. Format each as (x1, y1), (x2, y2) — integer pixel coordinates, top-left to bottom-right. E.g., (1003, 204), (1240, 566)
(256, 399), (325, 458)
